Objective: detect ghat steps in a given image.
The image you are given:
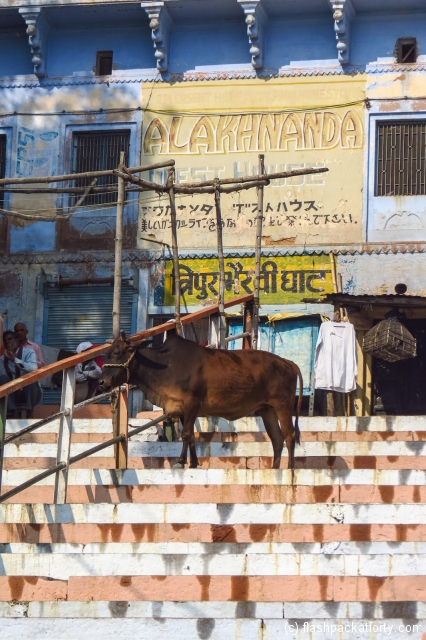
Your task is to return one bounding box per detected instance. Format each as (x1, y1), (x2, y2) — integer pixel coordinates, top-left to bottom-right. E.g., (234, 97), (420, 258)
(1, 415), (426, 639)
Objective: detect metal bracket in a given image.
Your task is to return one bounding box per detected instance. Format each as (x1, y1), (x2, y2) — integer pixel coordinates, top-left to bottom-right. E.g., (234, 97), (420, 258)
(141, 1), (173, 73)
(19, 7), (49, 78)
(237, 0), (268, 70)
(328, 0), (355, 65)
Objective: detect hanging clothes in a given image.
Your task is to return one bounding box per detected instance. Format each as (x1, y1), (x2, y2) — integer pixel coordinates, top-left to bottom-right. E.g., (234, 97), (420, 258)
(314, 321), (358, 393)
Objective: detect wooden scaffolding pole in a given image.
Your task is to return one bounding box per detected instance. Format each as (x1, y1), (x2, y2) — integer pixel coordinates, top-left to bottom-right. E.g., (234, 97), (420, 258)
(252, 154), (265, 351)
(167, 167), (182, 336)
(112, 151), (126, 339)
(214, 180), (226, 349)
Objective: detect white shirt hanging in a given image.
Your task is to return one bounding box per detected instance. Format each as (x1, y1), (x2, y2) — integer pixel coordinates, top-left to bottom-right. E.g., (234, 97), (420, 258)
(314, 321), (358, 393)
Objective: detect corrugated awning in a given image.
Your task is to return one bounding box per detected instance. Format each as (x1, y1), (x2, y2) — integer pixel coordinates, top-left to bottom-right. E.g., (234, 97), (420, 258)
(305, 293), (426, 308)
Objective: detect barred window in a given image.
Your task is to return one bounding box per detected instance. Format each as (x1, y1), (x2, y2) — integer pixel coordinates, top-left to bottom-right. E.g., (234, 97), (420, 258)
(376, 121), (426, 196)
(0, 135), (7, 209)
(72, 130), (130, 206)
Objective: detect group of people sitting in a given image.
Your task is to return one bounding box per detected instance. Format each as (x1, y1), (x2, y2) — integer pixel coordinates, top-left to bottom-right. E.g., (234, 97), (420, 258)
(0, 318), (103, 418)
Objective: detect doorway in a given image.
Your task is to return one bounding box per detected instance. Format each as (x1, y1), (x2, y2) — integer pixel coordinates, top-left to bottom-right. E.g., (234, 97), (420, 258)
(373, 319), (426, 415)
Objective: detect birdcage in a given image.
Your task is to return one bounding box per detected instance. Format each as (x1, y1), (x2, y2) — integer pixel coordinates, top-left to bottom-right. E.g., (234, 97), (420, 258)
(363, 318), (417, 363)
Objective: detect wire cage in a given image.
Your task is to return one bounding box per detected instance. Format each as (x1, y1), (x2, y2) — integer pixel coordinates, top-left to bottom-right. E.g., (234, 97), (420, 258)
(363, 318), (417, 363)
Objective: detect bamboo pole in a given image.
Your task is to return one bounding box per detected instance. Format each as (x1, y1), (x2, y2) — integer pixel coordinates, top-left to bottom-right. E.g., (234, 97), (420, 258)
(167, 167), (182, 336)
(329, 251), (338, 293)
(171, 166), (328, 191)
(0, 186), (148, 194)
(174, 179), (269, 195)
(66, 178), (97, 216)
(112, 152), (126, 339)
(214, 180), (226, 349)
(252, 154), (265, 351)
(113, 170), (165, 193)
(0, 160), (175, 187)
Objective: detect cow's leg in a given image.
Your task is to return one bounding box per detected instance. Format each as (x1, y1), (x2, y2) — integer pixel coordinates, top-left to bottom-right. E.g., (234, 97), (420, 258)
(256, 407), (284, 470)
(186, 406), (199, 469)
(172, 407), (199, 469)
(173, 415), (188, 469)
(276, 409), (296, 471)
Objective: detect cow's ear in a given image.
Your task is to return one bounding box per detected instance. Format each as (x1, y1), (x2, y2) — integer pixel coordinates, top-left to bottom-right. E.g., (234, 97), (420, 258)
(131, 338), (152, 351)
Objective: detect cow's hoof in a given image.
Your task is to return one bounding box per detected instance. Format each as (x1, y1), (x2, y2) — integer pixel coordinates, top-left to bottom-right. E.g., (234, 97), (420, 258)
(172, 462), (185, 469)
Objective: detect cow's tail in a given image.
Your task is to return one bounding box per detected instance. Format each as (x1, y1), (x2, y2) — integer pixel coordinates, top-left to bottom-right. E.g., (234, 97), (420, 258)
(294, 365), (303, 446)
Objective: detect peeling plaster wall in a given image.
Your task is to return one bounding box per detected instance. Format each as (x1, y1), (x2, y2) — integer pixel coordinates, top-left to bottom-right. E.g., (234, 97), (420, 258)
(1, 2), (426, 336)
(365, 71), (426, 243)
(338, 253), (426, 297)
(0, 82), (141, 254)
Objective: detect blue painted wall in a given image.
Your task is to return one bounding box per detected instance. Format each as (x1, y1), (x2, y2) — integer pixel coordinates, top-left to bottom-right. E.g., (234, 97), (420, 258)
(10, 221), (56, 253)
(265, 21), (337, 69)
(351, 14), (426, 66)
(0, 32), (34, 76)
(169, 23), (250, 72)
(48, 27), (155, 76)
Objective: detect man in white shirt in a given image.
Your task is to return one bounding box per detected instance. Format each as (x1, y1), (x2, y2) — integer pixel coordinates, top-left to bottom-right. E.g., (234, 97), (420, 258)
(14, 322), (44, 368)
(0, 330), (41, 417)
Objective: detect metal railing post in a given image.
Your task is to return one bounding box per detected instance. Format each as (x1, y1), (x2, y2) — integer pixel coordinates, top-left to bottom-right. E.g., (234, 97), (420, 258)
(242, 301), (254, 349)
(114, 385), (128, 469)
(54, 366), (75, 504)
(0, 395), (7, 495)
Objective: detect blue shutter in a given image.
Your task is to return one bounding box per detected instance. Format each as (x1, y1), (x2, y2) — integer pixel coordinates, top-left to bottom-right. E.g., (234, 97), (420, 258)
(42, 282), (136, 403)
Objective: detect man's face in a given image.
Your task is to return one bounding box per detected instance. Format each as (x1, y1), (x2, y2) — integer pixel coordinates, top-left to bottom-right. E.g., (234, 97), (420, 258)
(14, 323), (28, 344)
(4, 334), (18, 352)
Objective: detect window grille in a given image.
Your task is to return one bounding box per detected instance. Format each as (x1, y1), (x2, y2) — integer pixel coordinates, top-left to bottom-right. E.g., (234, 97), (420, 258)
(375, 121), (426, 196)
(71, 130), (130, 206)
(0, 135), (7, 209)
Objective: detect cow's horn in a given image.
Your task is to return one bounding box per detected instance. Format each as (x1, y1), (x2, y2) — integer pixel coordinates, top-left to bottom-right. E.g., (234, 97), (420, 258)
(120, 330), (126, 341)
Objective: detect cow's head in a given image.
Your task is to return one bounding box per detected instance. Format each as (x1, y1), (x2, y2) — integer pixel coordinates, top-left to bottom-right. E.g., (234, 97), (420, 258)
(99, 330), (151, 391)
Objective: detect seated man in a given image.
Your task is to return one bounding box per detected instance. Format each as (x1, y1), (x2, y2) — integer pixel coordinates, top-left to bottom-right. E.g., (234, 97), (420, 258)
(75, 341), (102, 403)
(0, 330), (41, 418)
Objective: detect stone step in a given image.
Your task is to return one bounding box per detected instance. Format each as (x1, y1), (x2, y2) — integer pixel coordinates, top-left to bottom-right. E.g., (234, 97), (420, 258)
(1, 522), (424, 544)
(1, 615), (422, 640)
(2, 551), (426, 579)
(1, 502), (425, 525)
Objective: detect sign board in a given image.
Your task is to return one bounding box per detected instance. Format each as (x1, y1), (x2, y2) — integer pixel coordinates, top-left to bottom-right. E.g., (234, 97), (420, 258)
(164, 256), (333, 306)
(139, 76), (365, 249)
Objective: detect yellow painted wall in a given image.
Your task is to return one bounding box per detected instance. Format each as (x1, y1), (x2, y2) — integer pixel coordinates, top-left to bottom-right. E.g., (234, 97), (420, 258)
(139, 75), (366, 250)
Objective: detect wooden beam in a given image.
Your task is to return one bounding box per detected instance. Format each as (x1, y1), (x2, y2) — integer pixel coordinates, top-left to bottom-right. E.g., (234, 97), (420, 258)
(0, 160), (175, 186)
(167, 167), (182, 336)
(113, 385), (128, 470)
(172, 167), (328, 190)
(214, 181), (226, 349)
(252, 154), (265, 350)
(112, 153), (126, 339)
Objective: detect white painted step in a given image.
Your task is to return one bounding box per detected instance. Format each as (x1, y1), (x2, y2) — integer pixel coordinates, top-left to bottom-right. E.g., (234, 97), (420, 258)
(3, 439), (426, 458)
(4, 467), (426, 486)
(4, 415), (426, 434)
(2, 551), (426, 578)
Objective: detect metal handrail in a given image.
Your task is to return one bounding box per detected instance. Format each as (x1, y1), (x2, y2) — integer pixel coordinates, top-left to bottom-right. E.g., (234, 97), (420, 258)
(0, 413), (167, 503)
(1, 389), (117, 447)
(0, 293), (253, 400)
(0, 294), (254, 503)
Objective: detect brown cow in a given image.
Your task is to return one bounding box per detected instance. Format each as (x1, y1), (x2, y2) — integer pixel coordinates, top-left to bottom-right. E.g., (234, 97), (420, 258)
(100, 331), (302, 470)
